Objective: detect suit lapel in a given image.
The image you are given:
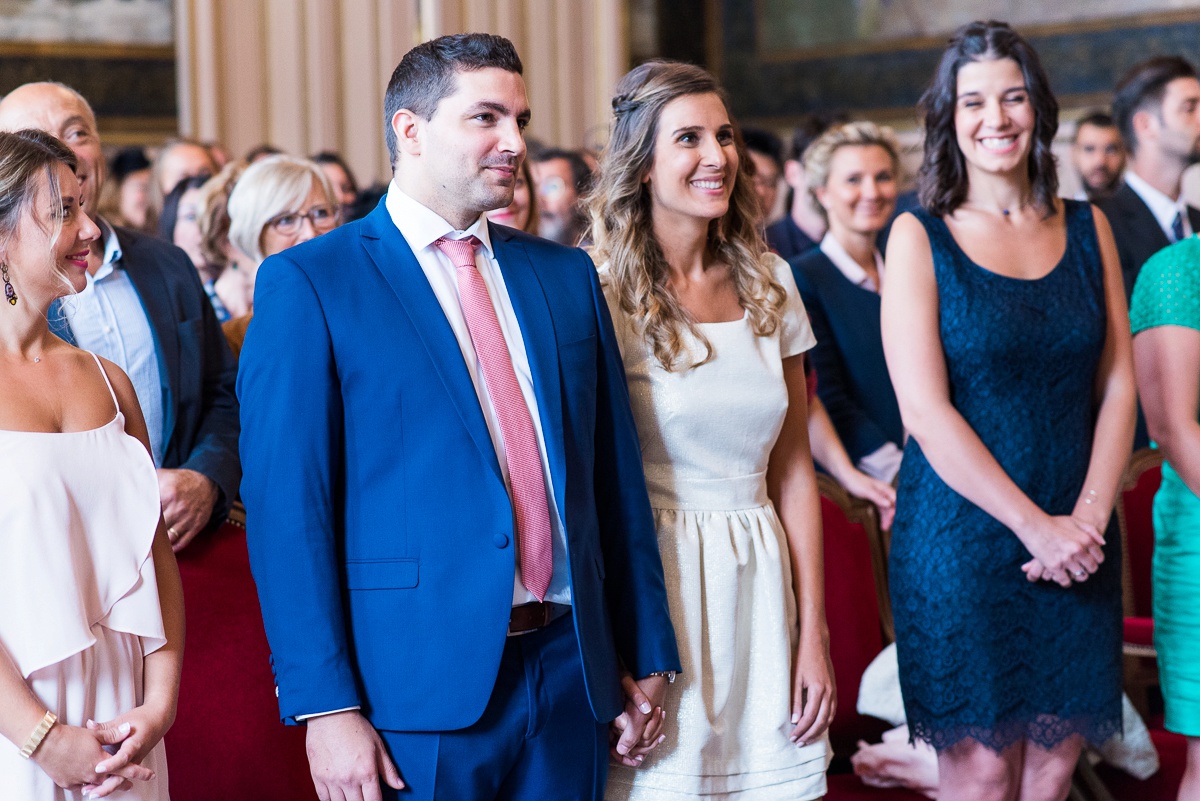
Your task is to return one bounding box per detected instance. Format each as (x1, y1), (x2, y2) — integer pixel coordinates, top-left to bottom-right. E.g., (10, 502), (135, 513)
(116, 227), (179, 449)
(1115, 183), (1170, 251)
(359, 207), (502, 483)
(489, 224), (568, 516)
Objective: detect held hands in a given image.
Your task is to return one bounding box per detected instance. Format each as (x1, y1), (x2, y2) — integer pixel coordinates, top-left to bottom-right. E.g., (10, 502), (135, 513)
(1020, 515), (1105, 587)
(306, 710), (404, 801)
(790, 635), (836, 747)
(609, 673), (669, 767)
(157, 468), (219, 552)
(32, 719), (154, 798)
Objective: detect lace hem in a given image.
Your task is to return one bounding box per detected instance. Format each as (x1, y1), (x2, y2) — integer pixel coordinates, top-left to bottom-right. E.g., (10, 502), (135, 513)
(909, 713), (1122, 754)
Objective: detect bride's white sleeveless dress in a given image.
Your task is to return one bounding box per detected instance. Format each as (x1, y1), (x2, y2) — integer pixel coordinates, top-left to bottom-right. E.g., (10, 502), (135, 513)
(602, 256), (831, 800)
(0, 353), (170, 800)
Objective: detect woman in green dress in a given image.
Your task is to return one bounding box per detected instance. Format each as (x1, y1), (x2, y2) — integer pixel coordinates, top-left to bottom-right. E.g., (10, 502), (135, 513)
(1131, 234), (1200, 801)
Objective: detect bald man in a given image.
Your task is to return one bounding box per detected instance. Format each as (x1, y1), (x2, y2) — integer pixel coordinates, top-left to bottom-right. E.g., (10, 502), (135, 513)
(151, 138), (217, 217)
(0, 82), (240, 549)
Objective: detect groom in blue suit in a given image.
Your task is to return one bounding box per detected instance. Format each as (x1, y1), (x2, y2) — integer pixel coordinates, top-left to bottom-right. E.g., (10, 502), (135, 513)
(238, 33), (680, 801)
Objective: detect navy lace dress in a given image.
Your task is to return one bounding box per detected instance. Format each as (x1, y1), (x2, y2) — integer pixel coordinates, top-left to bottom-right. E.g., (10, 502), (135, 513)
(890, 200), (1122, 752)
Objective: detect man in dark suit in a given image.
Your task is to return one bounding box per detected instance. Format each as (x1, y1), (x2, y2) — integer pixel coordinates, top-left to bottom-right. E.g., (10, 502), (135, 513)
(1099, 57), (1200, 299)
(238, 33), (680, 801)
(0, 82), (240, 550)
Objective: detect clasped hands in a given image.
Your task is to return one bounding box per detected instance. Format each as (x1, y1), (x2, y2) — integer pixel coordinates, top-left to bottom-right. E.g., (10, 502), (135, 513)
(158, 468), (219, 552)
(1020, 514), (1106, 588)
(609, 673), (669, 767)
(33, 706), (168, 798)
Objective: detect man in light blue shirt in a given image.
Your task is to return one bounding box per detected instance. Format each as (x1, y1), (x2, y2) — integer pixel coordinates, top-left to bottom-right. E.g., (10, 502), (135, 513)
(0, 82), (240, 549)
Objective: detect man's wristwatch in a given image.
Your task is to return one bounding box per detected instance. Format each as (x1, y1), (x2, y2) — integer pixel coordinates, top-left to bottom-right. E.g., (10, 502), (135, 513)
(648, 670), (677, 684)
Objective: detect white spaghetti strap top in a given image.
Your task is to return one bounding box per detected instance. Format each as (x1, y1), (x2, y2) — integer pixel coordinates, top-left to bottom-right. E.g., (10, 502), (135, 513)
(90, 350), (122, 419)
(0, 352), (166, 677)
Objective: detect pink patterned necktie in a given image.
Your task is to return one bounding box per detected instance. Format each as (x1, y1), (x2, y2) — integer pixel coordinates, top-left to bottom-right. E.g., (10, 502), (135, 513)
(434, 236), (553, 601)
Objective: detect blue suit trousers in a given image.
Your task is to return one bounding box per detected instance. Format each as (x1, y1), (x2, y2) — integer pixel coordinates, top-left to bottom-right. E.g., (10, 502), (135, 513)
(381, 614), (609, 800)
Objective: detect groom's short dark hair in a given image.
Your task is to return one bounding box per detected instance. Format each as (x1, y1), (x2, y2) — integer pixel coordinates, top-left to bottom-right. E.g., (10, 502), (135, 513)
(384, 33), (524, 166)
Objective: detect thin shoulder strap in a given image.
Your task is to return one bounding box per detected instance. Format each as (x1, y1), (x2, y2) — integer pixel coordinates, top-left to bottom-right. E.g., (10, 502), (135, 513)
(89, 352), (121, 416)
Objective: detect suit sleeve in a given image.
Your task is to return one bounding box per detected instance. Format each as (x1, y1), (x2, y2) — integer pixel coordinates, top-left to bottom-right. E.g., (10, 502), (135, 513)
(791, 264), (891, 463)
(174, 248), (242, 516)
(583, 251), (682, 678)
(237, 254), (360, 723)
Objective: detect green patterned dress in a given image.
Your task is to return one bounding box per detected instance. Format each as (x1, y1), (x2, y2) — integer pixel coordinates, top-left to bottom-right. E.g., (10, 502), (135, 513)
(1130, 235), (1200, 736)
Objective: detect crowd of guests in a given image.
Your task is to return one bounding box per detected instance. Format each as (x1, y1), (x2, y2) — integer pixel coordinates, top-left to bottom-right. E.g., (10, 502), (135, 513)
(3, 18), (1200, 801)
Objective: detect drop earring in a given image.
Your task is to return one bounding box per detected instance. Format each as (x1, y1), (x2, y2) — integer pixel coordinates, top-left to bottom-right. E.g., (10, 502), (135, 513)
(2, 263), (14, 306)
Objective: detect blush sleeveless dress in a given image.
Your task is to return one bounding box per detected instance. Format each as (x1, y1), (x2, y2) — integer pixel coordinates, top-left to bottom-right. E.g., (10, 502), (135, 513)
(0, 353), (170, 800)
(889, 201), (1123, 752)
(602, 255), (832, 800)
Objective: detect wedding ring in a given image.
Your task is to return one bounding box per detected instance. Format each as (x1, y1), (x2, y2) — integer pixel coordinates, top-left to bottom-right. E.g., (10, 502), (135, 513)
(1072, 570), (1086, 578)
(167, 526), (180, 541)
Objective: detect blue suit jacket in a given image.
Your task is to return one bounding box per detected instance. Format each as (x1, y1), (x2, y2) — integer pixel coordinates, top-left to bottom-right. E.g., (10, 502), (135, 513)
(238, 203), (680, 731)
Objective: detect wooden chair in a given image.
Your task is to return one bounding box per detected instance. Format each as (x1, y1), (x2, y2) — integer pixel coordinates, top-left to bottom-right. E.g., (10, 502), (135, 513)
(1116, 448), (1165, 718)
(819, 475), (933, 799)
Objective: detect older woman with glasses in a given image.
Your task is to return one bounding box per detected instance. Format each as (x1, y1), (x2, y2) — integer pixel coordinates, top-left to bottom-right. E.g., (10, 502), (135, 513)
(217, 155), (340, 356)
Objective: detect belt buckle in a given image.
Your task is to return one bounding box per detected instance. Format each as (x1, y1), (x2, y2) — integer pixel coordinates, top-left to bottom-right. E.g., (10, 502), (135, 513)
(508, 601), (549, 637)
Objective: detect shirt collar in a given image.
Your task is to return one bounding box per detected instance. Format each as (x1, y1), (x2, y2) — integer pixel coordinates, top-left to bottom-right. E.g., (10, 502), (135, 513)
(819, 232), (884, 293)
(384, 180), (494, 259)
(1124, 170), (1188, 233)
(92, 216), (123, 281)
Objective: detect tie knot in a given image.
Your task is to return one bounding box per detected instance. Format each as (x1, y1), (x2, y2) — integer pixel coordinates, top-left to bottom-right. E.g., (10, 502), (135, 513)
(434, 236), (483, 270)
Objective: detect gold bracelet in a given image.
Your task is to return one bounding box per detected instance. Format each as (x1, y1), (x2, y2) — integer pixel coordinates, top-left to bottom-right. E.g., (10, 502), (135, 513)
(18, 711), (57, 759)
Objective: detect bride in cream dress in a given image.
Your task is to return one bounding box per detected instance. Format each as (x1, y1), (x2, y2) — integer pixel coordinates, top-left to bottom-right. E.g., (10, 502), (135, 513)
(589, 61), (834, 800)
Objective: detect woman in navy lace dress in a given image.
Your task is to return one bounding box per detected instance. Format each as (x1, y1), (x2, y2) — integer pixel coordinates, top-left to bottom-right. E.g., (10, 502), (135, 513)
(881, 22), (1135, 801)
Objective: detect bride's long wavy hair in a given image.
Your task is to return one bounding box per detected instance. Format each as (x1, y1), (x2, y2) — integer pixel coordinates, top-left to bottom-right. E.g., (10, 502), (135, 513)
(586, 60), (785, 371)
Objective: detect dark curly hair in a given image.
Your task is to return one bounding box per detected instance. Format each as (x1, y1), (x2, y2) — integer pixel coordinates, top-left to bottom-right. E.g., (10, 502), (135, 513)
(917, 21), (1059, 218)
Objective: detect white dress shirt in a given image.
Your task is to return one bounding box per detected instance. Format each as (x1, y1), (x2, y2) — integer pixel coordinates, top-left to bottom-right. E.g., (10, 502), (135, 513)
(58, 218), (166, 465)
(819, 232), (885, 292)
(817, 232), (902, 482)
(1125, 170), (1194, 242)
(385, 182), (572, 608)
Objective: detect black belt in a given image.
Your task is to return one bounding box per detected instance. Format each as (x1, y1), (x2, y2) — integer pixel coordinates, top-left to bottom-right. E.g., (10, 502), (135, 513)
(508, 601), (571, 636)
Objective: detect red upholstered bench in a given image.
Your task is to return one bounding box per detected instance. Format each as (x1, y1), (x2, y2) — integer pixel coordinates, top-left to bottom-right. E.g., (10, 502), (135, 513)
(1117, 449), (1164, 718)
(164, 518), (317, 800)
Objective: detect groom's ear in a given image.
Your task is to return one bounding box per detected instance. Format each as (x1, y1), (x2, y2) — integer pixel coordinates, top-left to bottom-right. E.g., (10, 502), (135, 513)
(392, 108), (423, 159)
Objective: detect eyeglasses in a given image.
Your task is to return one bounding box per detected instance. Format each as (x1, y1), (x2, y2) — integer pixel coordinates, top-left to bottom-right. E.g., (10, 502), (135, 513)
(266, 205), (340, 235)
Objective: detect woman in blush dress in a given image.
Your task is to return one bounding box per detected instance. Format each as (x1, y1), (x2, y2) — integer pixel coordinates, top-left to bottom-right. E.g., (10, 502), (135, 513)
(590, 60), (834, 801)
(0, 129), (184, 799)
(882, 22), (1134, 801)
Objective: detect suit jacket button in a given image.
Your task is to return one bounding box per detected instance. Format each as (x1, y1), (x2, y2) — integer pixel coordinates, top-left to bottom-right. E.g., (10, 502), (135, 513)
(493, 533), (509, 548)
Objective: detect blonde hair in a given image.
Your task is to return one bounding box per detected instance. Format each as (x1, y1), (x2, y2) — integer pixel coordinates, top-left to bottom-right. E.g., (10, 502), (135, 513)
(196, 160), (246, 268)
(226, 155), (335, 265)
(0, 129), (76, 273)
(587, 60), (785, 371)
(803, 121), (901, 219)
